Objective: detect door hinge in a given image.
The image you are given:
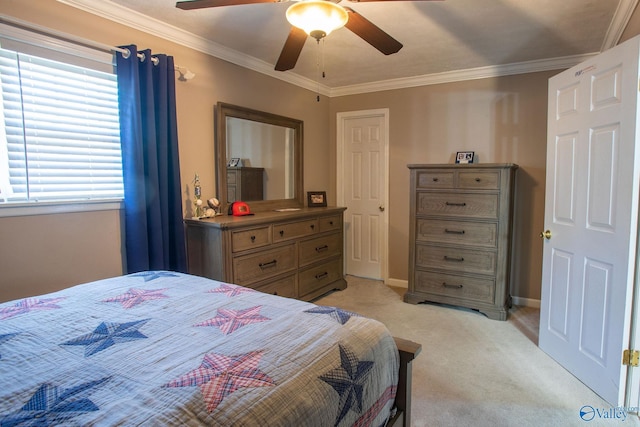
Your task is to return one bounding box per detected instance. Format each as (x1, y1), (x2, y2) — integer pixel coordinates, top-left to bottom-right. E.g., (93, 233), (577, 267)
(623, 349), (639, 366)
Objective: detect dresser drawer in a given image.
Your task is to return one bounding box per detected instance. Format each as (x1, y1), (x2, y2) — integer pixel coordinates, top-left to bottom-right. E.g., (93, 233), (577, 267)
(318, 215), (342, 232)
(233, 244), (296, 285)
(416, 170), (454, 189)
(416, 192), (498, 219)
(273, 219), (318, 242)
(415, 244), (496, 275)
(299, 233), (342, 267)
(231, 226), (271, 252)
(299, 258), (342, 297)
(416, 219), (497, 248)
(414, 270), (495, 304)
(457, 171), (500, 189)
(254, 274), (296, 298)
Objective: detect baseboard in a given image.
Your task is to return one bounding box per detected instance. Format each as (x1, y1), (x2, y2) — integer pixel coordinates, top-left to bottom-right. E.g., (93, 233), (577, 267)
(385, 277), (541, 309)
(511, 296), (541, 308)
(386, 278), (408, 289)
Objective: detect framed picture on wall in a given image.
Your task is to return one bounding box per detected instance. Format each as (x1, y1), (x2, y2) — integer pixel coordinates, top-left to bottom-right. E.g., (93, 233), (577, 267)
(228, 158), (240, 167)
(307, 191), (327, 207)
(455, 151), (475, 164)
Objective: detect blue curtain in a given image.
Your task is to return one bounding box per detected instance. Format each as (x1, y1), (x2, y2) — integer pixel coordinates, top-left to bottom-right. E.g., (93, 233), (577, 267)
(116, 45), (186, 273)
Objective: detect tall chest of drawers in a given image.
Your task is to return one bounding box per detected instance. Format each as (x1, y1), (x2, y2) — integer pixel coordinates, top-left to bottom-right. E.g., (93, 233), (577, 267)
(405, 164), (518, 320)
(184, 207), (347, 301)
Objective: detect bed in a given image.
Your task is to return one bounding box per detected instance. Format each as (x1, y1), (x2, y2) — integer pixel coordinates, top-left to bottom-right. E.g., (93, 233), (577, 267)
(0, 271), (420, 426)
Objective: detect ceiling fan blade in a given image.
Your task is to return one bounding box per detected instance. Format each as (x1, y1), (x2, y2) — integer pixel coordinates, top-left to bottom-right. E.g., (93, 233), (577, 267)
(275, 27), (308, 71)
(176, 0), (275, 10)
(344, 7), (402, 55)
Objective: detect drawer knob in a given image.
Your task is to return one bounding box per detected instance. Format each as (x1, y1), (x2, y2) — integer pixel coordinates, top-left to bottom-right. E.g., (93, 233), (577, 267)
(329, 221), (334, 225)
(433, 178), (438, 182)
(442, 282), (463, 289)
(315, 272), (329, 280)
(310, 224), (315, 230)
(279, 230), (284, 237)
(444, 255), (464, 262)
(250, 235), (256, 242)
(445, 202), (467, 207)
(315, 245), (329, 252)
(259, 260), (277, 269)
(475, 178), (481, 182)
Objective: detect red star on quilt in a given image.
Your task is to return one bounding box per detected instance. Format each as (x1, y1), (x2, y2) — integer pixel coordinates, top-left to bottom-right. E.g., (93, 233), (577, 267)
(194, 306), (270, 335)
(102, 288), (169, 308)
(207, 283), (256, 297)
(0, 297), (66, 320)
(164, 350), (275, 412)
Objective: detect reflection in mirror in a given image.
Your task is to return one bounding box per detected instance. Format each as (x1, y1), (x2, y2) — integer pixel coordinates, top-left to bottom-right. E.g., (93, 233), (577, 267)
(226, 118), (295, 201)
(215, 102), (304, 212)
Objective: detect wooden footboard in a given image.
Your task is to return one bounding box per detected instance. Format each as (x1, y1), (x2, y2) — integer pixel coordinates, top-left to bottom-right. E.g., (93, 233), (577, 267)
(389, 337), (422, 427)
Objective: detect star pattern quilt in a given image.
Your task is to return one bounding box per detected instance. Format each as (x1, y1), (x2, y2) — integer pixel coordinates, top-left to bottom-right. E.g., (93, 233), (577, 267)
(0, 271), (399, 426)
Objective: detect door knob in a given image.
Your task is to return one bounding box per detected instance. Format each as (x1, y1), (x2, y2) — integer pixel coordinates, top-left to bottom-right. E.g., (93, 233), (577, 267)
(540, 230), (552, 240)
(379, 205), (385, 212)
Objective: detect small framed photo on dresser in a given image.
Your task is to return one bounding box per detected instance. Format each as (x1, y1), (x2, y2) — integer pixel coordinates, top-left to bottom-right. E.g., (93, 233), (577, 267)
(307, 191), (327, 207)
(456, 151), (475, 164)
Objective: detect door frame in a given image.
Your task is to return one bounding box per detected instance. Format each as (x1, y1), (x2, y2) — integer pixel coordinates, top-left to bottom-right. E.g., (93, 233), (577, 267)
(336, 108), (390, 282)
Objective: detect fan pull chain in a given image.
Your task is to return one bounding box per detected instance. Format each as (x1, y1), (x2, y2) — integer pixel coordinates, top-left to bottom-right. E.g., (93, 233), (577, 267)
(314, 38), (328, 102)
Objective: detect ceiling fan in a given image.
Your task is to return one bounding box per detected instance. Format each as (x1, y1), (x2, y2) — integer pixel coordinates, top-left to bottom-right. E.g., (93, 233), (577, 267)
(176, 0), (441, 72)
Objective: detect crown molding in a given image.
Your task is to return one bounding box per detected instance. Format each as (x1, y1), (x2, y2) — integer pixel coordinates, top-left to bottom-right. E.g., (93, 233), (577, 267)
(57, 0), (330, 96)
(601, 0), (639, 50)
(58, 0), (624, 98)
(328, 53), (598, 97)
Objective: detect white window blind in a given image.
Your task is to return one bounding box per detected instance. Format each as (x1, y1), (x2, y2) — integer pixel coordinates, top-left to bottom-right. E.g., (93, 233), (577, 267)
(0, 48), (123, 203)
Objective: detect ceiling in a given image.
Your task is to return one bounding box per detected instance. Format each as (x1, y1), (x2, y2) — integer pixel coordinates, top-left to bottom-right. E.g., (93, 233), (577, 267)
(60, 0), (638, 95)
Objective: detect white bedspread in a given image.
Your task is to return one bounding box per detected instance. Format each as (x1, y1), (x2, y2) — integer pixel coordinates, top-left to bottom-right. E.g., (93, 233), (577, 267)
(0, 271), (399, 426)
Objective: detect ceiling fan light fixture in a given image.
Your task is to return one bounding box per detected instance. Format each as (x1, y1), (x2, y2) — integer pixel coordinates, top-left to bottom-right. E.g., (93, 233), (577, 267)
(286, 0), (349, 40)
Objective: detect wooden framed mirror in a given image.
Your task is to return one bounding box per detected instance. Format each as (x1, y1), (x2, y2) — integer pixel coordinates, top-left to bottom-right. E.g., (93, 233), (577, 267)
(215, 102), (304, 212)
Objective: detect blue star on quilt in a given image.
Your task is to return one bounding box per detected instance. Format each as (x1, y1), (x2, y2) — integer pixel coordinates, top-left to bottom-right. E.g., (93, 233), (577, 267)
(103, 288), (169, 308)
(0, 332), (18, 359)
(62, 319), (150, 356)
(319, 344), (374, 426)
(0, 377), (110, 425)
(130, 271), (179, 282)
(305, 306), (360, 325)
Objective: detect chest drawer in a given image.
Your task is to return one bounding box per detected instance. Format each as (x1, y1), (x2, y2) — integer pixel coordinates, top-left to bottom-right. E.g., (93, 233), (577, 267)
(415, 244), (496, 275)
(299, 233), (342, 267)
(319, 215), (342, 232)
(254, 274), (296, 298)
(457, 171), (500, 189)
(273, 219), (318, 242)
(231, 226), (271, 252)
(299, 258), (342, 298)
(233, 244), (296, 285)
(416, 192), (498, 219)
(414, 270), (495, 304)
(416, 170), (454, 189)
(416, 219), (497, 248)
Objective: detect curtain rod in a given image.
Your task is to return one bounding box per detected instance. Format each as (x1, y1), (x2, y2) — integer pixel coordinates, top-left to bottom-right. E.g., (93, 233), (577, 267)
(0, 14), (161, 65)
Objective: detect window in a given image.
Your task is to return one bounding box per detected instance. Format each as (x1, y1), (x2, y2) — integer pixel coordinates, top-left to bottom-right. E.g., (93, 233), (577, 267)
(0, 47), (123, 204)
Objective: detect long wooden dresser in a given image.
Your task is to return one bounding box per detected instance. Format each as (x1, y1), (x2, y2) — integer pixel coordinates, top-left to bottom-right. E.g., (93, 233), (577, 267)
(405, 164), (518, 320)
(184, 207), (347, 301)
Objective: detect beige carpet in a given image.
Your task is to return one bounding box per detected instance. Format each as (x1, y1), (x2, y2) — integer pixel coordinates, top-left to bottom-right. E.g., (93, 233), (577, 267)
(316, 276), (640, 427)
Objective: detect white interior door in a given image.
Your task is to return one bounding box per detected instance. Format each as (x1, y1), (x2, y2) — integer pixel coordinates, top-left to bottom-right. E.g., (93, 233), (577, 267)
(540, 36), (640, 407)
(337, 109), (389, 280)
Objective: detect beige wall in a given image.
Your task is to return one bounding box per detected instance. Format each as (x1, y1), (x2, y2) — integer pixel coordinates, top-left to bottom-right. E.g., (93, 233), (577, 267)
(0, 0), (329, 301)
(1, 0), (639, 303)
(330, 72), (553, 301)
